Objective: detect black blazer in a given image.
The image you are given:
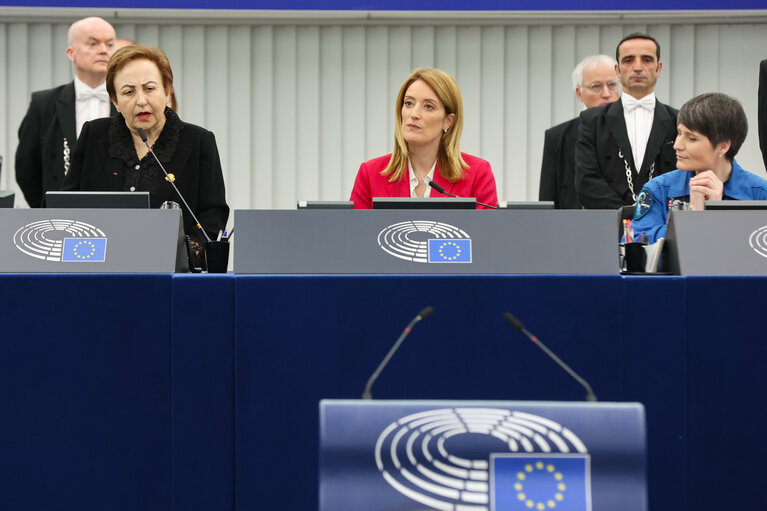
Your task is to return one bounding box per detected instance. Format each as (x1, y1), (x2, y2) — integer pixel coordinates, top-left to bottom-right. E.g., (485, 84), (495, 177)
(539, 117), (581, 209)
(62, 113), (229, 243)
(574, 97), (678, 209)
(759, 59), (767, 172)
(15, 82), (116, 208)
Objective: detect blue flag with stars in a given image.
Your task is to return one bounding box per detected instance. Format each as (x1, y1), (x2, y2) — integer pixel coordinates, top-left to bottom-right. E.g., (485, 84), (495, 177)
(61, 238), (107, 262)
(427, 238), (472, 263)
(492, 454), (590, 511)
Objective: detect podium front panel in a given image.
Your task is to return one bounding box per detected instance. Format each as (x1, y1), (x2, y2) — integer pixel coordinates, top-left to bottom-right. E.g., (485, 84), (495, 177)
(666, 210), (767, 275)
(320, 400), (646, 511)
(234, 209), (618, 274)
(0, 209), (187, 273)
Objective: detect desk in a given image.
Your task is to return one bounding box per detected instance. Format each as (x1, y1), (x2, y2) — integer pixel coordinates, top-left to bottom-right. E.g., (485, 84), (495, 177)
(2, 274), (765, 511)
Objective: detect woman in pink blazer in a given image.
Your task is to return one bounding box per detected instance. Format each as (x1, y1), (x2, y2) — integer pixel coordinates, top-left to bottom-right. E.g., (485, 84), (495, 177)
(350, 68), (498, 209)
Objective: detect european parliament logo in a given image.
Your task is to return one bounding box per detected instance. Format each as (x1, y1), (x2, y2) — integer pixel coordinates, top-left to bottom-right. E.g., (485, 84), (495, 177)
(748, 225), (767, 259)
(377, 221), (472, 263)
(492, 454), (591, 511)
(13, 219), (108, 262)
(375, 408), (591, 511)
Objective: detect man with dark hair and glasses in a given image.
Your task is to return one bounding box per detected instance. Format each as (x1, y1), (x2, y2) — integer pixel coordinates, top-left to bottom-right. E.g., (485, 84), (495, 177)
(574, 33), (678, 209)
(539, 54), (620, 208)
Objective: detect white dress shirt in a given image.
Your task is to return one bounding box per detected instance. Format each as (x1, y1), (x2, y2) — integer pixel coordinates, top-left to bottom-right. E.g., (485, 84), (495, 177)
(74, 76), (111, 138)
(408, 159), (436, 198)
(622, 92), (656, 173)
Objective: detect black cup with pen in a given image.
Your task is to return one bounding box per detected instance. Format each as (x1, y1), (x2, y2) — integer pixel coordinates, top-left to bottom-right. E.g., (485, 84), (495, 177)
(206, 228), (232, 274)
(620, 218), (649, 273)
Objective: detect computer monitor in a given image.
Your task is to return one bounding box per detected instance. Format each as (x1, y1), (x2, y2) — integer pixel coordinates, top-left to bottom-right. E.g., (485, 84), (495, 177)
(498, 201), (555, 209)
(0, 190), (14, 208)
(705, 200), (767, 210)
(45, 191), (151, 209)
(372, 197), (476, 209)
(297, 201), (354, 209)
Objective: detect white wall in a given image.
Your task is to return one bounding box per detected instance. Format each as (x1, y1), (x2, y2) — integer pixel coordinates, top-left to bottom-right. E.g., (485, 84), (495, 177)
(1, 9), (766, 220)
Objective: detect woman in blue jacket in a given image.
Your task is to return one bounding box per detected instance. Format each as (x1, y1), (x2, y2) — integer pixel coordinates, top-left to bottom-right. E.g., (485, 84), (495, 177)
(632, 93), (767, 243)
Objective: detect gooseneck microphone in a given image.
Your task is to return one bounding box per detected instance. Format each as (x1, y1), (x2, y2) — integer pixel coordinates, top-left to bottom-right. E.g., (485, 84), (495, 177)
(136, 127), (211, 242)
(427, 180), (499, 209)
(362, 306), (435, 400)
(503, 312), (597, 402)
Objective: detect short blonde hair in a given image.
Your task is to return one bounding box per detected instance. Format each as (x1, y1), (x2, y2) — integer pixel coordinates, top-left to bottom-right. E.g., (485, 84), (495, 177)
(383, 68), (467, 183)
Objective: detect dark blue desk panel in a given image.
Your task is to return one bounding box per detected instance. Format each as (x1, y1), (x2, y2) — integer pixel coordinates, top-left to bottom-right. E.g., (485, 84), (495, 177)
(0, 274), (173, 511)
(171, 274), (236, 511)
(0, 274), (236, 511)
(620, 276), (688, 511)
(234, 275), (627, 511)
(685, 276), (767, 510)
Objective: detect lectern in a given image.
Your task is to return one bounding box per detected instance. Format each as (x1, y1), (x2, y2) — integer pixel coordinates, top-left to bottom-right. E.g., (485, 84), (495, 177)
(320, 400), (646, 511)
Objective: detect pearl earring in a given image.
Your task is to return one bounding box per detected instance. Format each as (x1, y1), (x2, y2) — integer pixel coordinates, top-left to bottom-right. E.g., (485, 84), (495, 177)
(443, 129), (448, 133)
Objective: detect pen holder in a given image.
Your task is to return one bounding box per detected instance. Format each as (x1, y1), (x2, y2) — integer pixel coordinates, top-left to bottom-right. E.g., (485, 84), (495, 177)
(622, 242), (647, 273)
(205, 241), (230, 273)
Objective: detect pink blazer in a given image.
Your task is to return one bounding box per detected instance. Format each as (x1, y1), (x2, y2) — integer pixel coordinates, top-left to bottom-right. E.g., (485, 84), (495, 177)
(350, 153), (498, 209)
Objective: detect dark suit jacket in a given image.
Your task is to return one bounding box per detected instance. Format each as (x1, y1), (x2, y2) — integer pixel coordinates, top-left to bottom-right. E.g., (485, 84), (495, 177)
(539, 117), (581, 209)
(759, 59), (767, 172)
(15, 82), (116, 208)
(574, 97), (678, 209)
(62, 113), (229, 243)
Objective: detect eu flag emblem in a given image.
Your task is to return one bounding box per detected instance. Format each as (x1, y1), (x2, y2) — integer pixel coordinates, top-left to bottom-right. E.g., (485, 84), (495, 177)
(492, 454), (591, 511)
(427, 238), (472, 263)
(61, 238), (107, 262)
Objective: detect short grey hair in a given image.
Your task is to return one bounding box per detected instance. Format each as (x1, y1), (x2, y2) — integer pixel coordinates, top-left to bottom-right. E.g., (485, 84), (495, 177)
(571, 54), (618, 91)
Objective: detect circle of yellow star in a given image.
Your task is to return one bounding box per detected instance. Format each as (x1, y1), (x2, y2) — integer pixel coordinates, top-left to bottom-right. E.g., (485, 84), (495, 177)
(73, 240), (96, 260)
(514, 461), (566, 510)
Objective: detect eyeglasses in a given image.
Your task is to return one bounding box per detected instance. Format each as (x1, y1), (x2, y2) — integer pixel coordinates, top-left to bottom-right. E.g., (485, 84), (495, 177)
(581, 81), (620, 93)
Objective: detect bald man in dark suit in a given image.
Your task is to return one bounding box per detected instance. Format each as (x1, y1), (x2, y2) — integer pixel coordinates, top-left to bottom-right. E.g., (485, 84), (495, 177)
(15, 17), (116, 207)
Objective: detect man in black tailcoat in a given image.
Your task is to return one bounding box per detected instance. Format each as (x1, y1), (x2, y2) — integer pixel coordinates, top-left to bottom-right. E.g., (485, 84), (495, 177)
(575, 33), (678, 209)
(15, 16), (116, 207)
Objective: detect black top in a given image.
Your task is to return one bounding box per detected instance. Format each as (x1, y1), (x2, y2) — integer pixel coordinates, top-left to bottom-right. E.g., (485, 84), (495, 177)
(15, 82), (117, 207)
(539, 117), (582, 209)
(574, 97), (678, 209)
(62, 108), (229, 242)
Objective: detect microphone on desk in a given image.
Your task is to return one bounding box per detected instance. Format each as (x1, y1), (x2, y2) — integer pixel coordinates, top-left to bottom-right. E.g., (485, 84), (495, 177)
(503, 312), (597, 402)
(427, 180), (499, 209)
(362, 306), (435, 400)
(136, 127), (211, 242)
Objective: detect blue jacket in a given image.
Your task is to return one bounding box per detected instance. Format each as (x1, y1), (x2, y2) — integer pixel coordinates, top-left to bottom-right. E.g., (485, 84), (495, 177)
(631, 160), (767, 243)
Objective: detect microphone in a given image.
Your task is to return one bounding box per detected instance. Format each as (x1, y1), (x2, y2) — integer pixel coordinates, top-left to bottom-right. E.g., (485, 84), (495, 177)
(503, 312), (597, 402)
(136, 127), (211, 242)
(427, 180), (498, 209)
(362, 306), (435, 400)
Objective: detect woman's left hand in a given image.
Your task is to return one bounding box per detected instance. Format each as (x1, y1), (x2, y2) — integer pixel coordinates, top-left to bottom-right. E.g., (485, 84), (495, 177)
(689, 170), (724, 210)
